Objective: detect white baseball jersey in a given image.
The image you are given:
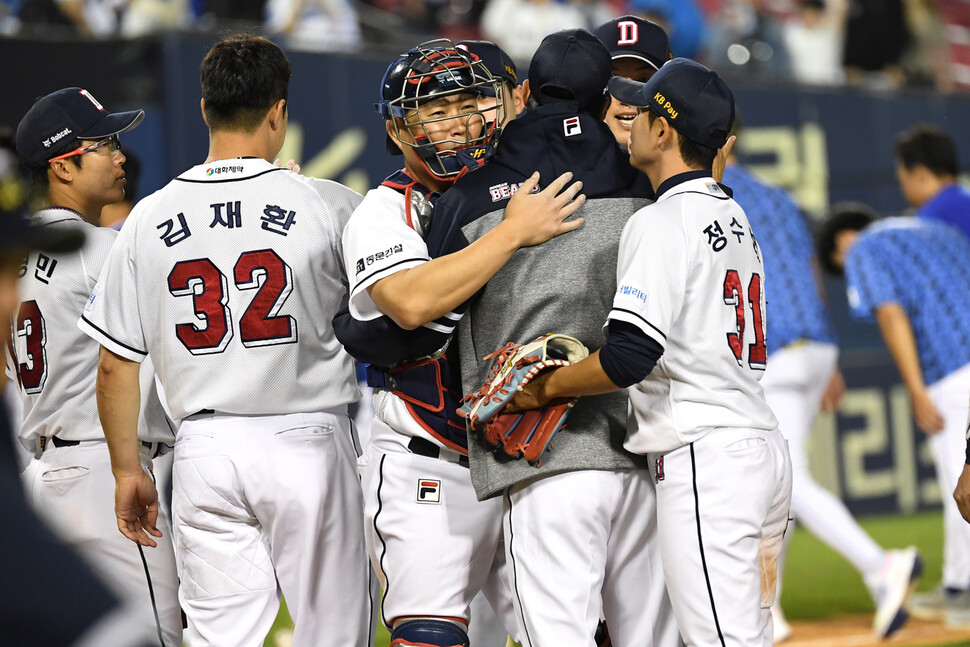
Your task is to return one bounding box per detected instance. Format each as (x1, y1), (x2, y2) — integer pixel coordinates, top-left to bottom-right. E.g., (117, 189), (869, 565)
(608, 176), (778, 454)
(7, 208), (173, 450)
(79, 158), (362, 421)
(343, 184), (432, 322)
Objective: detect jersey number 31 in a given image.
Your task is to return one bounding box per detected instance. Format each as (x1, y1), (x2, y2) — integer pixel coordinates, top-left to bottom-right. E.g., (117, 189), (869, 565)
(723, 270), (767, 370)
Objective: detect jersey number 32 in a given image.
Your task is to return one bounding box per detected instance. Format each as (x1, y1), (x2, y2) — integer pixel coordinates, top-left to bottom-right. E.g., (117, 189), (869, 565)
(167, 249), (297, 355)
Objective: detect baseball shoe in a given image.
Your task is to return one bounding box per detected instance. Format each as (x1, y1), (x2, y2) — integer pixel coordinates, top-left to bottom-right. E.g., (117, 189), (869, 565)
(871, 546), (922, 638)
(911, 584), (970, 621)
(771, 605), (792, 643)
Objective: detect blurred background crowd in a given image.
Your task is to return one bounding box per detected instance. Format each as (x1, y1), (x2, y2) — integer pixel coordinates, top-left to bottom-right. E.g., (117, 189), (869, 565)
(1, 0), (969, 94)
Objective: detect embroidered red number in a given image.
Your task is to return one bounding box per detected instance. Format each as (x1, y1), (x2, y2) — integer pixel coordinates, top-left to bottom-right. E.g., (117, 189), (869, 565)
(168, 251), (297, 354)
(14, 300), (48, 393)
(234, 250), (297, 347)
(168, 259), (233, 354)
(723, 270), (766, 370)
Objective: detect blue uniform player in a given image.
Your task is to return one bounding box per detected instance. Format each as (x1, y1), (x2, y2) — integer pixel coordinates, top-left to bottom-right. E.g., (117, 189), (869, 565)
(818, 207), (970, 628)
(725, 164), (920, 641)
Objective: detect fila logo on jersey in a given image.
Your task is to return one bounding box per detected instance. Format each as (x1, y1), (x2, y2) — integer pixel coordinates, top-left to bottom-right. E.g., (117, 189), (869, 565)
(654, 456), (664, 483)
(617, 20), (639, 45)
(563, 117), (582, 137)
(417, 479), (441, 504)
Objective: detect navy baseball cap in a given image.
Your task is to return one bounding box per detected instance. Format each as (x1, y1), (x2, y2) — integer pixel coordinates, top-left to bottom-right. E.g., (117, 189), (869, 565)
(0, 213), (84, 252)
(457, 40), (518, 94)
(16, 87), (144, 169)
(608, 58), (734, 149)
(594, 16), (672, 70)
(528, 29), (612, 114)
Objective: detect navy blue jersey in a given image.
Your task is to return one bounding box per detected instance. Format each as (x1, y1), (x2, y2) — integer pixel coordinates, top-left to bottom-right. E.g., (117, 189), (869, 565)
(723, 165), (835, 352)
(845, 217), (970, 384)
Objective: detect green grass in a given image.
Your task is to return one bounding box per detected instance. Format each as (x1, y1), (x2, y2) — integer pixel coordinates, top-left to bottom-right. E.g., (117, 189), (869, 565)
(264, 511), (950, 646)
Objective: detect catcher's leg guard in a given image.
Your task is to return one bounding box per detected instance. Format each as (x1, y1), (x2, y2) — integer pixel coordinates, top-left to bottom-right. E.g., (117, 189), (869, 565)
(390, 618), (470, 647)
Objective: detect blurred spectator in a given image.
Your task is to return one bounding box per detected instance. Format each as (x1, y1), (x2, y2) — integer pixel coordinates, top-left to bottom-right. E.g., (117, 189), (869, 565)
(17, 0), (124, 36)
(628, 0), (705, 59)
(192, 0), (266, 26)
(120, 0), (187, 36)
(782, 0), (846, 85)
(938, 0), (970, 91)
(706, 0), (790, 80)
(265, 0), (361, 51)
(0, 129), (29, 218)
(481, 0), (586, 66)
(843, 0), (910, 88)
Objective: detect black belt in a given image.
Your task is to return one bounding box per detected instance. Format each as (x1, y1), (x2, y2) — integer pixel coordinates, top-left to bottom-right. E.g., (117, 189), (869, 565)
(40, 436), (168, 458)
(408, 437), (469, 468)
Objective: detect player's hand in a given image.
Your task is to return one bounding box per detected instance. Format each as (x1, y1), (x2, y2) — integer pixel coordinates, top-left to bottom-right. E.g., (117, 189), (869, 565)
(820, 369), (845, 414)
(955, 464), (970, 523)
(273, 158), (302, 174)
(712, 135), (736, 184)
(503, 171), (585, 247)
(114, 470), (162, 547)
(909, 388), (944, 435)
(506, 371), (555, 413)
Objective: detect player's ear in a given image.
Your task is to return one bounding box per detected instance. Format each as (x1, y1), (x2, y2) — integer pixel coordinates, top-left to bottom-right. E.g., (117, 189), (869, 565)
(200, 99), (209, 128)
(521, 79), (531, 108)
(385, 119), (406, 153)
(48, 159), (74, 183)
(267, 99), (286, 132)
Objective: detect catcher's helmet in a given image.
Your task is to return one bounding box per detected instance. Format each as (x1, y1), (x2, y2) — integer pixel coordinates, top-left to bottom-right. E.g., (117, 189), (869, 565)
(377, 39), (504, 179)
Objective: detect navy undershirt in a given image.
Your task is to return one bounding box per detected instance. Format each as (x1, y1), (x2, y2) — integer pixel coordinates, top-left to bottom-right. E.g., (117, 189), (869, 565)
(599, 320), (664, 388)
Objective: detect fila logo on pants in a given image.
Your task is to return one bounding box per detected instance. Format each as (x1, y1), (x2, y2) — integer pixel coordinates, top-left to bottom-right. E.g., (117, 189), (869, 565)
(417, 479), (441, 504)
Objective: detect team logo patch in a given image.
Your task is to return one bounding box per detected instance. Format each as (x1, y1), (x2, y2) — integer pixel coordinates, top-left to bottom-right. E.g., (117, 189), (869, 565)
(655, 456), (664, 483)
(617, 20), (639, 45)
(563, 117), (582, 137)
(417, 479), (441, 504)
(488, 181), (539, 202)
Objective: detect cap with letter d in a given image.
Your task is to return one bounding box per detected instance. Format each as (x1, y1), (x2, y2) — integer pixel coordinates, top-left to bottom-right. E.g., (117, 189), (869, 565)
(528, 28), (612, 114)
(593, 15), (672, 70)
(16, 87), (144, 169)
(608, 58), (734, 149)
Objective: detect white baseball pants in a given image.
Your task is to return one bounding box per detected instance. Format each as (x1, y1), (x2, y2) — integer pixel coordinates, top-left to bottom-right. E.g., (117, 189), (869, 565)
(22, 440), (182, 646)
(654, 428), (792, 647)
(172, 410), (371, 647)
(503, 468), (678, 647)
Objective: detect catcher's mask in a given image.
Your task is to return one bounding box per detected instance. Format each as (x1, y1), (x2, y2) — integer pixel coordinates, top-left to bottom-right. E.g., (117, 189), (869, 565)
(376, 39), (505, 180)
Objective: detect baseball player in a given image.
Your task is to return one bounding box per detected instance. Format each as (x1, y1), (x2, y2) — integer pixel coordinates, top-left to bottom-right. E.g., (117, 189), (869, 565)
(723, 156), (921, 641)
(456, 39), (525, 130)
(817, 206), (970, 628)
(507, 58), (794, 646)
(0, 211), (166, 647)
(335, 40), (585, 647)
(78, 35), (372, 646)
(426, 30), (678, 647)
(7, 88), (181, 646)
(593, 15), (672, 147)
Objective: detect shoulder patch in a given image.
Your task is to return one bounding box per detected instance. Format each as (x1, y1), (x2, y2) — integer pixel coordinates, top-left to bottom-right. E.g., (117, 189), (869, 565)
(563, 117), (582, 137)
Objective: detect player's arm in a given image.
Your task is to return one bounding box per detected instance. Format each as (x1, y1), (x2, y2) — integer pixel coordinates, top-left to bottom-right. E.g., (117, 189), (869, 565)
(96, 346), (161, 547)
(369, 171), (585, 330)
(874, 302), (944, 434)
(955, 463), (970, 524)
(509, 321), (663, 411)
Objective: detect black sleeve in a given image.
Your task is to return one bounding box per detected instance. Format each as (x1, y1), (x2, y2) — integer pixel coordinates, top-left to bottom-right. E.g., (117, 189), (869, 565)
(598, 320), (664, 388)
